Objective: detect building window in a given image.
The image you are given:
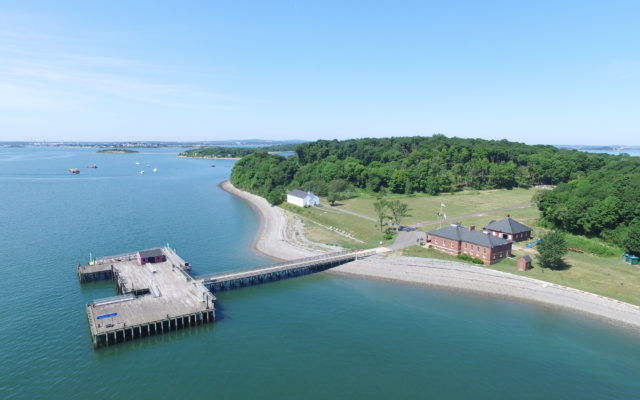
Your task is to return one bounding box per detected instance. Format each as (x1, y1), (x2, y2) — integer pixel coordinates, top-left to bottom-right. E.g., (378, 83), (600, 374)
(451, 242), (454, 248)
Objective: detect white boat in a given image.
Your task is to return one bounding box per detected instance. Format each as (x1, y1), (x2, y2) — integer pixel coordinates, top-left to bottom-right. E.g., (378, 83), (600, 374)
(135, 162), (140, 165)
(152, 168), (158, 172)
(139, 170), (145, 174)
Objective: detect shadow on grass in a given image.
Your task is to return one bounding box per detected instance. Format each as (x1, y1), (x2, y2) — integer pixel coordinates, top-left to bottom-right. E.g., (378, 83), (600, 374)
(536, 259), (572, 271)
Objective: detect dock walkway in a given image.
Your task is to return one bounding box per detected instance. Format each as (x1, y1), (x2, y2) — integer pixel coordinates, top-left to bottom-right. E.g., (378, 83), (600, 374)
(198, 250), (376, 292)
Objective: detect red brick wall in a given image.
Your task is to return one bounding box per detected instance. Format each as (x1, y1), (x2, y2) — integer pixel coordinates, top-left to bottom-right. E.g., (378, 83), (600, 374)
(428, 234), (513, 265)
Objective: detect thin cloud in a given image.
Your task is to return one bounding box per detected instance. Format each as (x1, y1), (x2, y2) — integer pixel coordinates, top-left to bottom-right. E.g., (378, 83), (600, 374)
(0, 25), (245, 111)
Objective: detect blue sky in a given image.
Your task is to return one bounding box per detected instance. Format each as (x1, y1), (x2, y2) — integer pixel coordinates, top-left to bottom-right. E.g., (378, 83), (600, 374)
(1, 1), (639, 144)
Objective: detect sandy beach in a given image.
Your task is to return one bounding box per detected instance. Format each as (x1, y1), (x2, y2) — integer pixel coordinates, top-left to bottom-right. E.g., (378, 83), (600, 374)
(221, 180), (640, 332)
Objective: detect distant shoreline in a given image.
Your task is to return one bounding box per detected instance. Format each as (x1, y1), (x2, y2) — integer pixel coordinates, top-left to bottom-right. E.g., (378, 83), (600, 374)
(179, 155), (241, 160)
(96, 149), (138, 154)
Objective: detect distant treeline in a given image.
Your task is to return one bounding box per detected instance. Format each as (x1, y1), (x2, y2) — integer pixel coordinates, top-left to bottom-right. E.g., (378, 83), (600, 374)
(231, 134), (614, 195)
(536, 157), (640, 255)
(179, 144), (297, 158)
(96, 148), (138, 153)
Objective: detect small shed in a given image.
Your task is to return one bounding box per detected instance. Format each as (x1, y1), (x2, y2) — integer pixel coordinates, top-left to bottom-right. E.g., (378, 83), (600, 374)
(517, 255), (532, 271)
(137, 248), (166, 265)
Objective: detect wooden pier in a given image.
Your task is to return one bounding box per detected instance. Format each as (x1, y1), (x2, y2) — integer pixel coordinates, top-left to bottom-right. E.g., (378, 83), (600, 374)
(197, 250), (376, 292)
(78, 247), (214, 348)
(78, 248), (376, 348)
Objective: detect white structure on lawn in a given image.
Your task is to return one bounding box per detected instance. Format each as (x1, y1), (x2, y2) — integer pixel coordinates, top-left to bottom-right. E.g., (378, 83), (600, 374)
(287, 189), (320, 207)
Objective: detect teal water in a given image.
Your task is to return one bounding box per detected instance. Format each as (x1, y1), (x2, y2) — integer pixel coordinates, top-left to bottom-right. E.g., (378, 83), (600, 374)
(1, 147), (639, 399)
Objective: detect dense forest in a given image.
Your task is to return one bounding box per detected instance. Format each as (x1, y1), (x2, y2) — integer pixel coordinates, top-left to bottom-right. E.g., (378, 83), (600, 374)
(179, 144), (296, 158)
(536, 157), (640, 255)
(231, 135), (613, 194)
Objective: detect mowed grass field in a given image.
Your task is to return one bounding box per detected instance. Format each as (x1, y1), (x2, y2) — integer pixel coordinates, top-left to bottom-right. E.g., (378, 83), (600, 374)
(331, 187), (537, 225)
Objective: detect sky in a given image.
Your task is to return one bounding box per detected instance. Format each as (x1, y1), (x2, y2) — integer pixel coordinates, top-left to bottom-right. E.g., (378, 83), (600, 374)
(0, 0), (639, 145)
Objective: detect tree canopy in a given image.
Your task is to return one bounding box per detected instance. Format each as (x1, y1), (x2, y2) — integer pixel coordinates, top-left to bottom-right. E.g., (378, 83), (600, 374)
(537, 231), (568, 269)
(536, 157), (640, 254)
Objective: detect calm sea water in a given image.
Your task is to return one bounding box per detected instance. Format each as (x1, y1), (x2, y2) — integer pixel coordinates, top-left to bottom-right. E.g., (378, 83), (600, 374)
(0, 147), (639, 399)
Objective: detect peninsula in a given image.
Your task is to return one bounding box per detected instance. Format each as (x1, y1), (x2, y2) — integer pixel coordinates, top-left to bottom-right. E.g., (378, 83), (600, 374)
(220, 135), (640, 331)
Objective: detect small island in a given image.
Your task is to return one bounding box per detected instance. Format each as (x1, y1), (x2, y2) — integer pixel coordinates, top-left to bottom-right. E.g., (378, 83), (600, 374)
(178, 144), (297, 159)
(97, 148), (138, 154)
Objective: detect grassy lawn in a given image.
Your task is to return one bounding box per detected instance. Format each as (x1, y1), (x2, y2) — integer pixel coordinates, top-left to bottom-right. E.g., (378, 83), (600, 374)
(490, 243), (640, 306)
(281, 203), (393, 249)
(331, 188), (538, 225)
(302, 219), (365, 250)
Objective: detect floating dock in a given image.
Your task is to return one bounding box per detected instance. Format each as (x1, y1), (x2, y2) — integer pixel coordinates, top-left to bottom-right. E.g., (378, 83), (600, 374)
(78, 247), (215, 348)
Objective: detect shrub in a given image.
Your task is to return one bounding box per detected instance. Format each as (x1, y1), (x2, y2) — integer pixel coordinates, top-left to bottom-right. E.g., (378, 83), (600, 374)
(457, 254), (484, 264)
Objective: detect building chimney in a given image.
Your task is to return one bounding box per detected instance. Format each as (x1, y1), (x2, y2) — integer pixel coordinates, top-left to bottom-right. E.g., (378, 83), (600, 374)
(469, 225), (475, 231)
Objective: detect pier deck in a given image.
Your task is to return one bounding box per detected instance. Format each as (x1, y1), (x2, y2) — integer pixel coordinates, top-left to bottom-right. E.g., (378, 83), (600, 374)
(78, 247), (214, 348)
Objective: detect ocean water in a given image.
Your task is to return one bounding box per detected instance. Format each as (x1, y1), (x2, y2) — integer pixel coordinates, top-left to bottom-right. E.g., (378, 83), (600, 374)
(0, 147), (639, 399)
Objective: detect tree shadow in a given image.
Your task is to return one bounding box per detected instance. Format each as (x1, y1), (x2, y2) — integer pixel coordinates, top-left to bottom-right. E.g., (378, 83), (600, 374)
(536, 259), (571, 271)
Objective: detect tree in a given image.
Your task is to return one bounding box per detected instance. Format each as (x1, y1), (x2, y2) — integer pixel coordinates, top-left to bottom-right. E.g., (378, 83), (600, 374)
(327, 191), (339, 206)
(326, 179), (350, 205)
(622, 218), (640, 256)
(373, 199), (389, 232)
(537, 230), (568, 269)
(387, 200), (412, 228)
(266, 187), (285, 205)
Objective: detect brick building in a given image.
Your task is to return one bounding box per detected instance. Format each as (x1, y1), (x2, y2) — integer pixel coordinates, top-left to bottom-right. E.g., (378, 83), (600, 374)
(483, 216), (532, 242)
(427, 223), (512, 265)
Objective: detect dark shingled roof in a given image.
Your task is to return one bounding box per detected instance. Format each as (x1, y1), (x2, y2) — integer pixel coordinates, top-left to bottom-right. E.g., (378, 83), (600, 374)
(484, 217), (532, 234)
(287, 189), (308, 199)
(138, 248), (164, 258)
(520, 255), (532, 262)
(428, 225), (511, 248)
